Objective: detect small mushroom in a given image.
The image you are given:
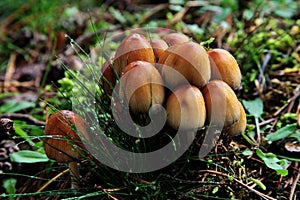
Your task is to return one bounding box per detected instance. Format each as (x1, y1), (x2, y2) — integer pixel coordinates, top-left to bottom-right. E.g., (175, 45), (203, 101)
(166, 85), (206, 130)
(150, 38), (168, 61)
(43, 110), (88, 189)
(207, 48), (242, 90)
(114, 33), (155, 75)
(222, 101), (247, 136)
(162, 33), (190, 46)
(158, 41), (210, 88)
(202, 80), (241, 129)
(119, 61), (165, 113)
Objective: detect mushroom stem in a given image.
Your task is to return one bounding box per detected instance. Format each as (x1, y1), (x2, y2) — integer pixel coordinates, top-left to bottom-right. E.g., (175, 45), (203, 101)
(69, 161), (80, 189)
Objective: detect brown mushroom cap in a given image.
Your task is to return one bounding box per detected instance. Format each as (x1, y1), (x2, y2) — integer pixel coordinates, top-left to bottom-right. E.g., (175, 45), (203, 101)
(150, 38), (168, 61)
(119, 61), (165, 113)
(222, 101), (247, 136)
(166, 85), (206, 130)
(202, 80), (241, 129)
(44, 110), (88, 163)
(114, 33), (155, 75)
(158, 41), (210, 88)
(162, 33), (190, 46)
(207, 48), (242, 90)
(99, 57), (117, 96)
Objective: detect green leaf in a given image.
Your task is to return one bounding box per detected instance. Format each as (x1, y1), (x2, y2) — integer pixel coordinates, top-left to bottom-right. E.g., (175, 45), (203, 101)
(242, 98), (263, 118)
(108, 7), (126, 24)
(243, 9), (254, 20)
(10, 150), (49, 163)
(242, 148), (253, 156)
(0, 92), (18, 99)
(0, 100), (35, 113)
(266, 124), (298, 142)
(256, 149), (290, 176)
(212, 186), (219, 194)
(169, 5), (183, 12)
(277, 155), (300, 162)
(14, 126), (35, 147)
(249, 177), (266, 190)
(289, 130), (300, 142)
(169, 0), (185, 4)
(2, 178), (17, 195)
(200, 37), (215, 46)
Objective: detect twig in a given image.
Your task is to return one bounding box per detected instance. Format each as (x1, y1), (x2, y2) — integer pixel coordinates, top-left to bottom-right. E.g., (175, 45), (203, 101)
(3, 52), (17, 92)
(135, 3), (169, 26)
(0, 80), (37, 88)
(130, 176), (151, 185)
(273, 86), (300, 117)
(36, 168), (70, 193)
(259, 117), (277, 126)
(95, 185), (122, 200)
(296, 101), (300, 126)
(199, 169), (277, 200)
(289, 162), (300, 200)
(170, 1), (209, 24)
(0, 113), (46, 126)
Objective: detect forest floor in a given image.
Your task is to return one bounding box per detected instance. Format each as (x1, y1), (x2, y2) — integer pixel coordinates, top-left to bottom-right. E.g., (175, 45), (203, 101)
(0, 1), (299, 199)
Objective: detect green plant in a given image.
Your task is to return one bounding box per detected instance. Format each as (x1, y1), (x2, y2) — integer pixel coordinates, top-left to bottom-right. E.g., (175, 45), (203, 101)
(242, 98), (263, 145)
(10, 150), (49, 163)
(256, 149), (290, 176)
(2, 178), (17, 200)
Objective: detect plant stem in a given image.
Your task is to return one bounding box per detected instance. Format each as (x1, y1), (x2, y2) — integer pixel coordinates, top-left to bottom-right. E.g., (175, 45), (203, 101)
(69, 162), (80, 189)
(36, 168), (70, 192)
(255, 117), (261, 145)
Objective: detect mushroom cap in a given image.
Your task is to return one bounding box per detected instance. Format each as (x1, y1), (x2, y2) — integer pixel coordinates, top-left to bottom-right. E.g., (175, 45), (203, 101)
(43, 110), (88, 163)
(158, 41), (210, 88)
(222, 101), (247, 136)
(202, 80), (241, 129)
(207, 48), (242, 90)
(114, 33), (155, 75)
(166, 84), (206, 130)
(150, 38), (168, 61)
(99, 57), (117, 96)
(162, 33), (190, 46)
(119, 61), (165, 113)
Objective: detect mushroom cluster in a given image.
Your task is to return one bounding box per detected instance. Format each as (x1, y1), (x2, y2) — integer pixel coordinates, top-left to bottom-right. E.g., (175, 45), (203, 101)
(100, 32), (246, 137)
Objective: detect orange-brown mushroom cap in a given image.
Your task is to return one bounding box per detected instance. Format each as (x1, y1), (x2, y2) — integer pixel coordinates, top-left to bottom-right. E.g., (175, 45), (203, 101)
(158, 41), (210, 89)
(119, 61), (165, 113)
(166, 85), (206, 130)
(208, 48), (242, 90)
(162, 33), (190, 46)
(114, 33), (155, 75)
(202, 80), (241, 129)
(222, 101), (247, 136)
(43, 110), (88, 163)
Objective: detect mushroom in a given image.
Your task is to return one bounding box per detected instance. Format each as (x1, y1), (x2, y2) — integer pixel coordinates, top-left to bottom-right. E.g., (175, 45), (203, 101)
(162, 33), (190, 46)
(158, 41), (211, 89)
(202, 80), (241, 129)
(43, 110), (88, 189)
(222, 101), (247, 136)
(119, 61), (165, 113)
(99, 57), (117, 96)
(166, 85), (206, 130)
(114, 33), (155, 75)
(207, 48), (242, 90)
(150, 38), (168, 61)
